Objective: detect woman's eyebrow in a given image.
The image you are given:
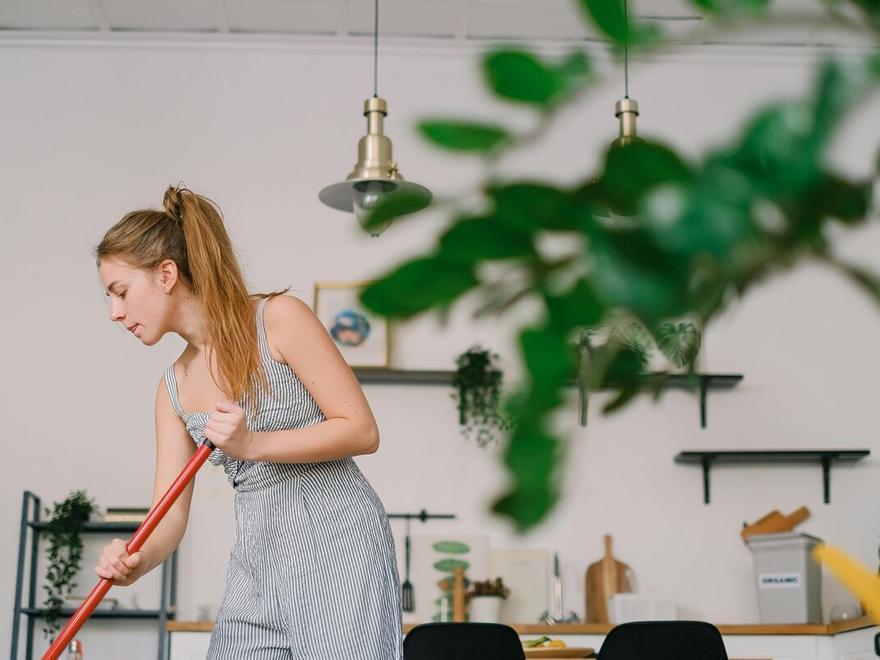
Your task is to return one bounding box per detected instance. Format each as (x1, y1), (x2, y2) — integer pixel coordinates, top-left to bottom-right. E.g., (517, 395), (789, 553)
(105, 280), (122, 295)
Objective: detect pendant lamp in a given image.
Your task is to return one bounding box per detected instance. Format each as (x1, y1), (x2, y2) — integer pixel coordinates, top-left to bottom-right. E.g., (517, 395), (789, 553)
(611, 0), (644, 150)
(319, 0), (432, 236)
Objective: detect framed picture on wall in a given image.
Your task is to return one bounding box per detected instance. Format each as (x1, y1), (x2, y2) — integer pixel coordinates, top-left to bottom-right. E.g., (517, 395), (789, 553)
(313, 281), (390, 368)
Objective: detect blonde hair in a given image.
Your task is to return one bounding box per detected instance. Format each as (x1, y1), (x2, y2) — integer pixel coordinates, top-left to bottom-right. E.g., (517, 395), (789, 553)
(95, 185), (286, 402)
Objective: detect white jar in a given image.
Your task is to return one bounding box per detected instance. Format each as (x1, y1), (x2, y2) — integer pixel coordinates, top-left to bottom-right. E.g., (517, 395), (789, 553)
(469, 595), (503, 623)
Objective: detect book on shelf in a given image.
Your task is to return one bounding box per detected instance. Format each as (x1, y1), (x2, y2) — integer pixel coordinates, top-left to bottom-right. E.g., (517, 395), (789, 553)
(103, 507), (149, 523)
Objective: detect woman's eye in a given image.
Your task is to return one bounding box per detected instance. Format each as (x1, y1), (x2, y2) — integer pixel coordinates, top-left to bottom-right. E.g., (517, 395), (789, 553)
(119, 291), (127, 299)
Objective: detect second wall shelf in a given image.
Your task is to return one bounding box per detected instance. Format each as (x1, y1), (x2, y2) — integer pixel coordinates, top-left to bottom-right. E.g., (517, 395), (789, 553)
(353, 368), (742, 428)
(674, 450), (870, 504)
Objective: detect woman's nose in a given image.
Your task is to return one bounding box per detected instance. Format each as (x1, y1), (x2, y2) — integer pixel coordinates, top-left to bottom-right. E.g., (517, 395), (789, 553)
(110, 301), (125, 322)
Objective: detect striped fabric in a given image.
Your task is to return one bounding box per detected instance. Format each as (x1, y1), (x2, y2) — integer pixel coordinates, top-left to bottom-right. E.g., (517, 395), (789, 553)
(164, 296), (403, 659)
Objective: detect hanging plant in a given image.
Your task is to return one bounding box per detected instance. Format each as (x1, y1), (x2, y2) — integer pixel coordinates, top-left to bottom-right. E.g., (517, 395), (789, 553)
(452, 345), (511, 447)
(42, 490), (98, 640)
(574, 319), (701, 425)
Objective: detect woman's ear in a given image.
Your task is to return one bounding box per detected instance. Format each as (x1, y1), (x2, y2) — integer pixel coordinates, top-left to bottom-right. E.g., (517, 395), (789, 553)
(158, 259), (179, 294)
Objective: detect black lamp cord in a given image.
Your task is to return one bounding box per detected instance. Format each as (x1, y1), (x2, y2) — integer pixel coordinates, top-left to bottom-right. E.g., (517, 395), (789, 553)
(373, 0), (379, 98)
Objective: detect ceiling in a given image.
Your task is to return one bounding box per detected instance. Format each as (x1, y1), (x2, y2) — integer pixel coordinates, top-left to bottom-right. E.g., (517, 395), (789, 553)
(0, 0), (875, 49)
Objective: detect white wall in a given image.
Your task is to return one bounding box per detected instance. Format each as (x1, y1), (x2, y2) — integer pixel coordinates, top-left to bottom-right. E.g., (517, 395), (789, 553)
(1, 33), (879, 659)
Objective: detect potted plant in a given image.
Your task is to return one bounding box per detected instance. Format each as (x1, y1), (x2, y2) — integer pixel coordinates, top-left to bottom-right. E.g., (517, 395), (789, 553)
(42, 490), (98, 640)
(467, 577), (510, 623)
(452, 345), (511, 447)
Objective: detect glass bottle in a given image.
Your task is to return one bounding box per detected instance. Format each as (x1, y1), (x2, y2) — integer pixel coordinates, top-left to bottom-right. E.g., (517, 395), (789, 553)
(66, 639), (83, 659)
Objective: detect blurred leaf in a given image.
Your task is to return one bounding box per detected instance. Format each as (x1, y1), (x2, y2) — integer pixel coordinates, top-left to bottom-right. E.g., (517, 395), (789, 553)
(483, 49), (565, 107)
(603, 380), (641, 414)
(600, 141), (694, 213)
(439, 216), (535, 264)
(520, 325), (574, 410)
(578, 0), (662, 46)
(813, 176), (873, 225)
(361, 190), (431, 232)
(588, 229), (690, 319)
(490, 182), (579, 231)
(360, 257), (478, 319)
(690, 0), (769, 16)
(418, 119), (511, 153)
(543, 279), (606, 330)
(492, 420), (561, 530)
(483, 48), (593, 108)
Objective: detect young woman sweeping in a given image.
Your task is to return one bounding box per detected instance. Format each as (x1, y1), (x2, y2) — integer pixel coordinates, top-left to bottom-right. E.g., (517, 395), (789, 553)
(93, 186), (402, 659)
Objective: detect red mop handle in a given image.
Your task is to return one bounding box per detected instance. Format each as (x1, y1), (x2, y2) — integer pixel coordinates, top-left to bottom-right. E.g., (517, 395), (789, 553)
(43, 441), (215, 660)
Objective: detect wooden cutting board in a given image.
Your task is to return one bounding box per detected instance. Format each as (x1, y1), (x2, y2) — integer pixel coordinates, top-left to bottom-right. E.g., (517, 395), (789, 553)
(585, 534), (632, 623)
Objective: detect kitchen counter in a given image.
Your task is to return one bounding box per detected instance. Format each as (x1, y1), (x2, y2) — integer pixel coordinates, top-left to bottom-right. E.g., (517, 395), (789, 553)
(167, 617), (878, 660)
(168, 616), (875, 635)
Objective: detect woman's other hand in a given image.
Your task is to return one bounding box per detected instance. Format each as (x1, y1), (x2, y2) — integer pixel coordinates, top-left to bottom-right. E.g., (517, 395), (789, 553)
(205, 399), (255, 460)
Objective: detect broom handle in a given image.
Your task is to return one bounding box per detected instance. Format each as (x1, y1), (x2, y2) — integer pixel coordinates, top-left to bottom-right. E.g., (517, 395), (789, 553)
(42, 441), (215, 660)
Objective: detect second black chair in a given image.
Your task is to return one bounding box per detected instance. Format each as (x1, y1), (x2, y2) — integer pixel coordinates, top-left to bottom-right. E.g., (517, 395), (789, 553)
(404, 622), (526, 660)
(597, 620), (729, 660)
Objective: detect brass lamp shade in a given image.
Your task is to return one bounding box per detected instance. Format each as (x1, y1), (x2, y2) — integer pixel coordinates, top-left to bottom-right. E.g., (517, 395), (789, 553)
(319, 96), (431, 236)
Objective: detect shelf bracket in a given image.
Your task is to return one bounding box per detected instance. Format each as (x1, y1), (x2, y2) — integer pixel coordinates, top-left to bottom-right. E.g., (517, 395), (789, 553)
(700, 375), (709, 429)
(701, 455), (712, 504)
(821, 455), (832, 504)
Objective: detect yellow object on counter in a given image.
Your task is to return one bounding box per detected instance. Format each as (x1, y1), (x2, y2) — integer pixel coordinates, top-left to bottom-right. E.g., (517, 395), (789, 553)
(813, 544), (880, 623)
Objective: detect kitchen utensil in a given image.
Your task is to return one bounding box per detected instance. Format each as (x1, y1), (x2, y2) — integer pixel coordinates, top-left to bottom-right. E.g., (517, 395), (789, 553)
(741, 506), (810, 541)
(401, 517), (414, 612)
(585, 534), (632, 623)
(540, 552), (580, 624)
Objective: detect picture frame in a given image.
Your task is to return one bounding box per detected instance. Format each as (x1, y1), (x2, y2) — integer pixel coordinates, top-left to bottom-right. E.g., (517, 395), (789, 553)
(313, 281), (390, 369)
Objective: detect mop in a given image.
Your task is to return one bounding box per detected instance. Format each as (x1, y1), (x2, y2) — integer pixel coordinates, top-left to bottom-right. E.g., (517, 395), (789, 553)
(42, 440), (216, 660)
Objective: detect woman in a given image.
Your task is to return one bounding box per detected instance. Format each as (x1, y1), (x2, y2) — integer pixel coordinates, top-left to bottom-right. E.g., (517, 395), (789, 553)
(94, 186), (402, 659)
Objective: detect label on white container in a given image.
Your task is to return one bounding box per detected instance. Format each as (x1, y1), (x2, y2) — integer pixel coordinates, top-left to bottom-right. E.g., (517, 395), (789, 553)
(758, 572), (802, 589)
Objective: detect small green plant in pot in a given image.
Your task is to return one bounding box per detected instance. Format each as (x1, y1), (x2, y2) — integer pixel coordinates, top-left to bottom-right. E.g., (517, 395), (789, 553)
(467, 577), (510, 623)
(452, 345), (511, 447)
(42, 490), (98, 640)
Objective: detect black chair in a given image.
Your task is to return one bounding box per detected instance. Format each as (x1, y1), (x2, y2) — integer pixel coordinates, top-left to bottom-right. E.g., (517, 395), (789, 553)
(597, 620), (729, 660)
(404, 622), (526, 660)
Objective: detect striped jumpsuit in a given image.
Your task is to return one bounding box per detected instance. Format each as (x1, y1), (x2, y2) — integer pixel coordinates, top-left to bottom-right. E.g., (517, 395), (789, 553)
(164, 297), (403, 659)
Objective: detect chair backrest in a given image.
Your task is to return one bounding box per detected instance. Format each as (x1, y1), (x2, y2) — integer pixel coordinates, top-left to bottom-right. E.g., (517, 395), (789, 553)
(597, 621), (729, 660)
(404, 622), (526, 660)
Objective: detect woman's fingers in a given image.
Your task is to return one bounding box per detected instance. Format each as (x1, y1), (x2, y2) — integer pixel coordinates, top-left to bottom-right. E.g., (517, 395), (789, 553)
(94, 539), (137, 584)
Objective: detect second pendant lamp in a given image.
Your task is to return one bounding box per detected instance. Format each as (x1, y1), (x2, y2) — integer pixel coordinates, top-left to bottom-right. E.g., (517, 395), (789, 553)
(319, 0), (432, 237)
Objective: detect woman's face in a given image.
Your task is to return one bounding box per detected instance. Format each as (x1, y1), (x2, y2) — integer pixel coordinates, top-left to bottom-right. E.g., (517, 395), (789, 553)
(98, 255), (174, 347)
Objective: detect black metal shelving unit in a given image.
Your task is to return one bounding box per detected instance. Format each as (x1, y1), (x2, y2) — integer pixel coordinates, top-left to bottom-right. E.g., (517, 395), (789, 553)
(674, 449), (871, 504)
(353, 368), (743, 428)
(11, 491), (177, 660)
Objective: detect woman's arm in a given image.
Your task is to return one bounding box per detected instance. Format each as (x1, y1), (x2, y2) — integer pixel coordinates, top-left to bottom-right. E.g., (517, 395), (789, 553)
(96, 377), (196, 584)
(205, 295), (380, 464)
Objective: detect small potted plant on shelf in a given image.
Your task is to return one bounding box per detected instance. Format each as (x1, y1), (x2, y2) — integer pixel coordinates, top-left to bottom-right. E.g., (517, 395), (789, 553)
(467, 577), (510, 623)
(42, 490), (98, 641)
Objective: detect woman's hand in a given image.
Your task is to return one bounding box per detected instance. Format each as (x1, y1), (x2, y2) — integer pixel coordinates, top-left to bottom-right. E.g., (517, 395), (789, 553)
(95, 538), (144, 586)
(204, 399), (256, 460)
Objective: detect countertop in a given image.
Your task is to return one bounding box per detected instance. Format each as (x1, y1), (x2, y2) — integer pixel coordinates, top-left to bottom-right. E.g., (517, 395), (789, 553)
(167, 616), (876, 636)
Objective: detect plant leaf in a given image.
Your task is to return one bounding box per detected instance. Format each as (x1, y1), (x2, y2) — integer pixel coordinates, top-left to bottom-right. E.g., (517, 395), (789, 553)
(361, 257), (478, 319)
(419, 119), (511, 153)
(483, 49), (565, 107)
